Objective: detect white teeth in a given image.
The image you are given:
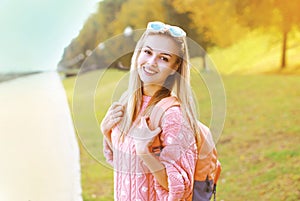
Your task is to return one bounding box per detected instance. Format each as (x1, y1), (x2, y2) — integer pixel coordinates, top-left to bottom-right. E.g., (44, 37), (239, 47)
(144, 67), (156, 75)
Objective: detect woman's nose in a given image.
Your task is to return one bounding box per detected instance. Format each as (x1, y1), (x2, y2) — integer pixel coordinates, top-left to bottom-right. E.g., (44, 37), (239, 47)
(147, 55), (158, 67)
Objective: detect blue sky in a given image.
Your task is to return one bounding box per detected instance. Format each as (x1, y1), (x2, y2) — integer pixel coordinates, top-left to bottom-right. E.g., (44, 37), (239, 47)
(0, 0), (99, 73)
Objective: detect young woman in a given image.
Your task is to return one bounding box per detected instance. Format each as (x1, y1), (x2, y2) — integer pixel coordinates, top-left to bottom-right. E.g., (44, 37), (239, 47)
(101, 21), (201, 200)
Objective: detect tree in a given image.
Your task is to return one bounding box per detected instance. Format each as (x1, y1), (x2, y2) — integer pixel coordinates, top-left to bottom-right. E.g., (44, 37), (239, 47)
(111, 0), (166, 32)
(172, 0), (249, 48)
(102, 0), (168, 68)
(271, 0), (300, 68)
(163, 0), (211, 55)
(234, 0), (300, 68)
(59, 0), (230, 73)
(58, 0), (127, 74)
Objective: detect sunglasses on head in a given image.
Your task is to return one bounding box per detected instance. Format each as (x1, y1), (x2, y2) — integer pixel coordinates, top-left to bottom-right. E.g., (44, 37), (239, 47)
(147, 21), (186, 37)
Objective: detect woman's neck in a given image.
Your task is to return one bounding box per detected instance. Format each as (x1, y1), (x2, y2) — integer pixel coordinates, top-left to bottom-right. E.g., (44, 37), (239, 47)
(142, 84), (161, 96)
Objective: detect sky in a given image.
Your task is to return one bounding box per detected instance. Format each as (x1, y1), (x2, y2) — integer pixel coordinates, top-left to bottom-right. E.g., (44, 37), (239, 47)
(0, 0), (100, 73)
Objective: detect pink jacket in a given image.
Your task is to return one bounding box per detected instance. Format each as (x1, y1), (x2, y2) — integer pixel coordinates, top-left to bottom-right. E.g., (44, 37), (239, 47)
(103, 96), (197, 200)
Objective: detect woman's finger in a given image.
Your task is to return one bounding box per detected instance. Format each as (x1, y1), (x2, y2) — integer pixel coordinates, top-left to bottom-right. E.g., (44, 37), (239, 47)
(100, 103), (124, 137)
(110, 112), (123, 124)
(108, 105), (124, 118)
(140, 117), (158, 138)
(110, 102), (123, 110)
(150, 127), (161, 136)
(114, 116), (121, 123)
(114, 105), (124, 113)
(114, 111), (123, 118)
(141, 116), (149, 127)
(110, 112), (123, 121)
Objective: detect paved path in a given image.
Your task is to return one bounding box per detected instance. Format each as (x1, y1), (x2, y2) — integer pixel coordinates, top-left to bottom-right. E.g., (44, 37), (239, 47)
(0, 72), (82, 201)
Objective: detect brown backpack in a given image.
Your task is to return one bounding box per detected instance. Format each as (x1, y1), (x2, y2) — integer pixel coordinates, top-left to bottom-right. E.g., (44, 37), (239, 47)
(148, 96), (222, 201)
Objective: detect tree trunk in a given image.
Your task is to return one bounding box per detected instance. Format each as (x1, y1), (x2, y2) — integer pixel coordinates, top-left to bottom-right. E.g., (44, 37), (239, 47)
(281, 30), (288, 69)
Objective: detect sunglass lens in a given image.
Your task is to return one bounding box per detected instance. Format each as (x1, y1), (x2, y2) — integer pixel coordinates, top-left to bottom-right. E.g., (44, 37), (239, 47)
(150, 22), (164, 31)
(169, 27), (184, 37)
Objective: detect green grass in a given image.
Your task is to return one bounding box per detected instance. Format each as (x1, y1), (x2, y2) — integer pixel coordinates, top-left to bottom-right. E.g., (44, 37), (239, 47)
(217, 74), (300, 201)
(62, 68), (300, 201)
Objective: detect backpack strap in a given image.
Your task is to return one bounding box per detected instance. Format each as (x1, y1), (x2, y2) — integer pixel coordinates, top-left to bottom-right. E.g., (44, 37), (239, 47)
(213, 160), (222, 201)
(149, 96), (180, 129)
(148, 96), (180, 155)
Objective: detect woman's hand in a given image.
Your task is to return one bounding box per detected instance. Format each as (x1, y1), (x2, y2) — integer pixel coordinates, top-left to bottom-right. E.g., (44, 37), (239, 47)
(131, 116), (161, 155)
(132, 117), (168, 189)
(100, 102), (124, 139)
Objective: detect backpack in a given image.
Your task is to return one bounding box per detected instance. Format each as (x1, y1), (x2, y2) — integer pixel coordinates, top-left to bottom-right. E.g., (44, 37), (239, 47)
(148, 96), (222, 201)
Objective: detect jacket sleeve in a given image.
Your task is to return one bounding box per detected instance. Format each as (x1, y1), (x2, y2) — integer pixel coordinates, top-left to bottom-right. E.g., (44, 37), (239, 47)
(154, 106), (197, 200)
(103, 138), (113, 166)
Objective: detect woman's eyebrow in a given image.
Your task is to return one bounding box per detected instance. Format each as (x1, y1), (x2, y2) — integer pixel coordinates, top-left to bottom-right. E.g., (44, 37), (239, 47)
(145, 46), (153, 50)
(145, 45), (173, 57)
(161, 53), (172, 57)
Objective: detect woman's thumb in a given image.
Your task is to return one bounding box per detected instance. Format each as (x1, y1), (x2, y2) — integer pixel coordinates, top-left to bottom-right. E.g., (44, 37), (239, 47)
(151, 127), (161, 136)
(141, 116), (149, 128)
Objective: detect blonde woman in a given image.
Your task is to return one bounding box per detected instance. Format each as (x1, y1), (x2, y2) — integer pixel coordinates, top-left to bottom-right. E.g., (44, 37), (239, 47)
(101, 21), (201, 200)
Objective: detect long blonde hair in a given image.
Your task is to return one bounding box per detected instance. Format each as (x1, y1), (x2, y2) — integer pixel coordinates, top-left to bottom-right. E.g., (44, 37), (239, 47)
(118, 28), (201, 145)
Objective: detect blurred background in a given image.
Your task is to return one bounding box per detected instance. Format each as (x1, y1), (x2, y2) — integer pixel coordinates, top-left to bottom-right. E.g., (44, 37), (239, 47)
(56, 0), (300, 76)
(0, 0), (98, 79)
(1, 0), (300, 200)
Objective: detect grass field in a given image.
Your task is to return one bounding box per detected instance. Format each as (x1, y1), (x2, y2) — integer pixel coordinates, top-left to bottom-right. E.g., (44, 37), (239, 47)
(62, 68), (300, 201)
(61, 27), (300, 201)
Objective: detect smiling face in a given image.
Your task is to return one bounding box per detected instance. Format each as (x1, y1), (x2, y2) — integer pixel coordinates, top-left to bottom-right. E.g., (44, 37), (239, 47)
(137, 34), (181, 96)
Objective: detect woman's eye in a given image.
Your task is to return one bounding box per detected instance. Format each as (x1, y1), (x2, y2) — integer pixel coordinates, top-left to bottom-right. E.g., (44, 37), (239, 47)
(144, 49), (151, 55)
(160, 56), (169, 62)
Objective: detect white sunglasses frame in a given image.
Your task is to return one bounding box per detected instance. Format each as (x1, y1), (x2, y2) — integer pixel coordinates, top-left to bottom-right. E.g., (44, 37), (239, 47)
(147, 21), (186, 37)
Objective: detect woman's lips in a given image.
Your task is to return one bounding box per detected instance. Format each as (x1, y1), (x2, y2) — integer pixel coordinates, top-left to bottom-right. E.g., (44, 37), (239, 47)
(143, 66), (157, 76)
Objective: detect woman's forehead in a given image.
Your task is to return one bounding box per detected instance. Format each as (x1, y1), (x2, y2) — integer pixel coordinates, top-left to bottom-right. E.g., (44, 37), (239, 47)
(143, 35), (180, 56)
